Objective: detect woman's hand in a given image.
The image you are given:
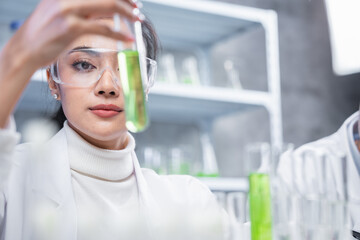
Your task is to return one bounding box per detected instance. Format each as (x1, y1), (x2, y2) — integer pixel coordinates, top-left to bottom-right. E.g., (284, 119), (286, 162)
(0, 0), (141, 128)
(13, 0), (140, 69)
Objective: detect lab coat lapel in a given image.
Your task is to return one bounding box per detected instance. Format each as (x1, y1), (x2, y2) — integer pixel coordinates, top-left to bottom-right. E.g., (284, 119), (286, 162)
(337, 112), (360, 201)
(131, 151), (161, 239)
(131, 151), (155, 208)
(339, 112), (360, 231)
(30, 129), (77, 240)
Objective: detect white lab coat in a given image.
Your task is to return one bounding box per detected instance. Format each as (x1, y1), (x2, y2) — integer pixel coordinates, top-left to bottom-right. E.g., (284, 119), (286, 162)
(278, 111), (360, 234)
(0, 123), (230, 240)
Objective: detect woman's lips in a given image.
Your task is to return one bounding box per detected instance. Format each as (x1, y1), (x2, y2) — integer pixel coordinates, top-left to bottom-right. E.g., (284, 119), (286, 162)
(91, 109), (120, 118)
(89, 104), (123, 118)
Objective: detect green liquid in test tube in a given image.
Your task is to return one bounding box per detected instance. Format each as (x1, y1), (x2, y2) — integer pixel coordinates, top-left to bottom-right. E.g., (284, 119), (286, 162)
(118, 50), (148, 133)
(249, 173), (272, 240)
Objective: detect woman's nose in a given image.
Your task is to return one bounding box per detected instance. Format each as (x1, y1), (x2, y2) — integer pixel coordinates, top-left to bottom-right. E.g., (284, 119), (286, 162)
(94, 69), (121, 97)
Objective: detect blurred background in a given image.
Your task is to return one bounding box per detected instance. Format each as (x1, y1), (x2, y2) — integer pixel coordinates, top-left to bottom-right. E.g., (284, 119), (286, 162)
(0, 0), (359, 180)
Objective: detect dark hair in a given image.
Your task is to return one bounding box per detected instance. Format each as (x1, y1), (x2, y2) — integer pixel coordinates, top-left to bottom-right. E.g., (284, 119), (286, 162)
(52, 18), (159, 129)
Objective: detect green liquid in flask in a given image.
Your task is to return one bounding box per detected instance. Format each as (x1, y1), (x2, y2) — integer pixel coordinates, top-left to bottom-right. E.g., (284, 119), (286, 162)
(249, 173), (272, 240)
(118, 50), (148, 133)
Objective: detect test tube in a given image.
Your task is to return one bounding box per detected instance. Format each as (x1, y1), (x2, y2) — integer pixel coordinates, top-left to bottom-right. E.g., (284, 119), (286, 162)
(114, 15), (149, 133)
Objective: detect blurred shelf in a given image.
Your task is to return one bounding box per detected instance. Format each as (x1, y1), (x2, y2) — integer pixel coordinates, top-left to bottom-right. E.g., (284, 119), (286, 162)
(142, 0), (264, 50)
(198, 177), (249, 192)
(148, 83), (270, 123)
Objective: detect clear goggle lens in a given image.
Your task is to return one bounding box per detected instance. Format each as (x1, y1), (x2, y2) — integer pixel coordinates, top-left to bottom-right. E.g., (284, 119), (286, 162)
(50, 48), (157, 94)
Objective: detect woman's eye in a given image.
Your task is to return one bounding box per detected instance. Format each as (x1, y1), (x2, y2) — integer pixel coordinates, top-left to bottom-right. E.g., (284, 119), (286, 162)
(72, 61), (95, 71)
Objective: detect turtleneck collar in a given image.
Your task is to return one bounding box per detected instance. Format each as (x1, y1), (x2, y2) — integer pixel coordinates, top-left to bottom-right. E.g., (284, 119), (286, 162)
(63, 121), (135, 181)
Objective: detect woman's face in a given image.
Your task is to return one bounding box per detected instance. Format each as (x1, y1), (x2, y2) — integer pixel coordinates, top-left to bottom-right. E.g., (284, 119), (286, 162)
(50, 19), (132, 150)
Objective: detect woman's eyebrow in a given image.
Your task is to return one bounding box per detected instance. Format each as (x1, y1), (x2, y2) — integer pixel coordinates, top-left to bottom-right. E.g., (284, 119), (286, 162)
(71, 46), (91, 51)
(68, 46), (101, 56)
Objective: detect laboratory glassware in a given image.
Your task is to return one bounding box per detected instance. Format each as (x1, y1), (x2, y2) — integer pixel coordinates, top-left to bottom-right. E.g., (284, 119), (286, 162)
(181, 56), (201, 85)
(226, 192), (250, 240)
(272, 147), (352, 240)
(245, 142), (273, 240)
(224, 58), (243, 90)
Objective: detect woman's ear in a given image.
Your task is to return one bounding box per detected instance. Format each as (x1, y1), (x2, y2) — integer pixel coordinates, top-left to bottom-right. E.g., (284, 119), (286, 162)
(46, 68), (61, 100)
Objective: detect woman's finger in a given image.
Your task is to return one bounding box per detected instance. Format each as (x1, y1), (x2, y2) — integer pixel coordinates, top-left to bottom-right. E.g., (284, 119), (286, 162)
(61, 0), (141, 22)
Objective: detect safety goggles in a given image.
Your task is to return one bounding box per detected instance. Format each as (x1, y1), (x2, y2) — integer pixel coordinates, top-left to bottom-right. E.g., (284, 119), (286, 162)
(50, 47), (157, 94)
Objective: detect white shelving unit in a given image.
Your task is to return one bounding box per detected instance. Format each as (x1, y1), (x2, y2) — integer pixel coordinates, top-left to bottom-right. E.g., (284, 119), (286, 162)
(141, 0), (282, 192)
(142, 0), (282, 145)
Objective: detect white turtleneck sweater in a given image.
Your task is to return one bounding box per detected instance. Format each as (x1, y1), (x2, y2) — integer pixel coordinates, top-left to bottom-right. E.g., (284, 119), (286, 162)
(64, 122), (141, 240)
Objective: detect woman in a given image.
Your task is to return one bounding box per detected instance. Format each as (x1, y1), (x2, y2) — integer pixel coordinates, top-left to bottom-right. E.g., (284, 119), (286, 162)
(0, 0), (229, 239)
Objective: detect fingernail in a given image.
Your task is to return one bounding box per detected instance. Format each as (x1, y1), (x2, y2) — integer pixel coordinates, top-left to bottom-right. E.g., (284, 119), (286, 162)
(132, 8), (145, 21)
(138, 13), (145, 21)
(136, 1), (143, 8)
(131, 0), (138, 7)
(132, 8), (140, 17)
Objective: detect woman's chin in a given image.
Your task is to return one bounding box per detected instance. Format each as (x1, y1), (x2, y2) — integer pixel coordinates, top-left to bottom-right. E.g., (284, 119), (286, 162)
(80, 128), (129, 150)
(88, 125), (127, 140)
(69, 120), (127, 145)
